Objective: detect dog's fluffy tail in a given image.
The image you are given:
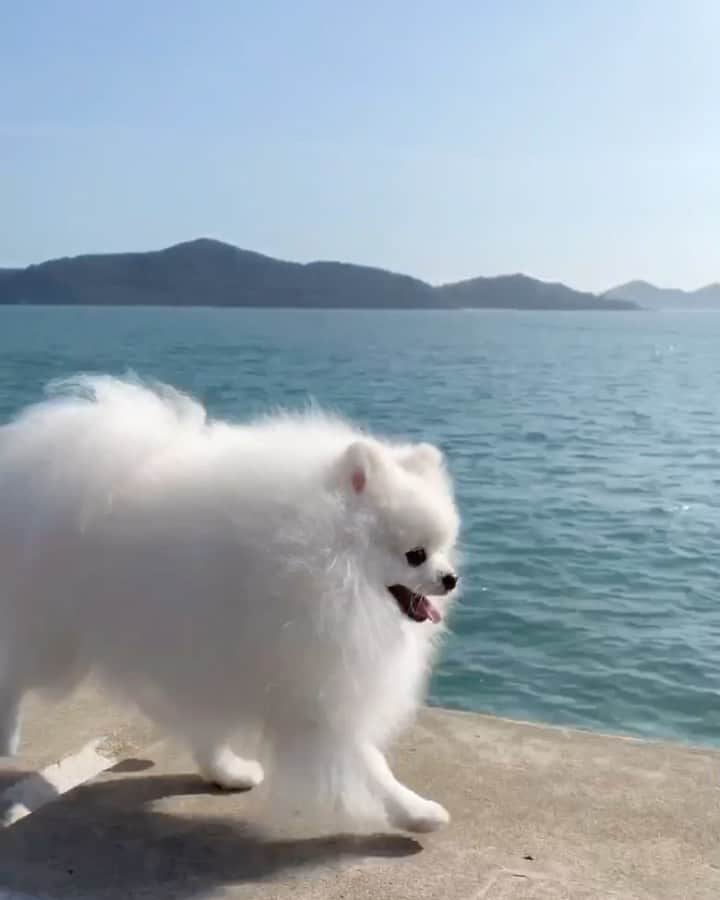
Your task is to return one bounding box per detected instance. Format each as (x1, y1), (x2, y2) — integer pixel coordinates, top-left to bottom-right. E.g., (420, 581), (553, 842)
(45, 374), (205, 423)
(5, 374), (207, 452)
(0, 375), (209, 527)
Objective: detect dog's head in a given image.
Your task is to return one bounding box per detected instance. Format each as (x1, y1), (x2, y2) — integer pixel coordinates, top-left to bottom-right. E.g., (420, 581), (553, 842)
(335, 437), (460, 624)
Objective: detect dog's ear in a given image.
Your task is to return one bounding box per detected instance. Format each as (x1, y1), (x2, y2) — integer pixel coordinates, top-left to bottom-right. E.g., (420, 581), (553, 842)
(340, 440), (384, 495)
(398, 442), (444, 476)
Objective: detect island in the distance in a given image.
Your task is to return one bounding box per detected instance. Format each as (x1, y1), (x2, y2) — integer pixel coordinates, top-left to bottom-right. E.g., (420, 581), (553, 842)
(604, 280), (720, 309)
(0, 238), (637, 311)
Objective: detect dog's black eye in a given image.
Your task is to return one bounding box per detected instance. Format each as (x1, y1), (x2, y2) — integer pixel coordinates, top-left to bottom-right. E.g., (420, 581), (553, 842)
(405, 547), (427, 567)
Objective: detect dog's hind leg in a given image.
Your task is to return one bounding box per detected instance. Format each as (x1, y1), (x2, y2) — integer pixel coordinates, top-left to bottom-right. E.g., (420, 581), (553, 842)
(0, 700), (20, 757)
(193, 739), (264, 791)
(0, 663), (23, 757)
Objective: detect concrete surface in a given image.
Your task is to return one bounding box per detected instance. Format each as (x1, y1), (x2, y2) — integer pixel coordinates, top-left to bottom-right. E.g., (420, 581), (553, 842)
(1, 685), (719, 899)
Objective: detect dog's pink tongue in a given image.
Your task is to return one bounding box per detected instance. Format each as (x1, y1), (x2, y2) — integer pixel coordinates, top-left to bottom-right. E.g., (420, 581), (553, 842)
(420, 597), (442, 624)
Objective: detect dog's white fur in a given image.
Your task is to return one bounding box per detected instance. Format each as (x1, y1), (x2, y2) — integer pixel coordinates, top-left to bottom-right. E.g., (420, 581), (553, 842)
(0, 376), (460, 832)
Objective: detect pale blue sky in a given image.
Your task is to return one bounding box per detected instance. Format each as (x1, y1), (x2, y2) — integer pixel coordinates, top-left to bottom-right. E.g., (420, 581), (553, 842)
(1, 0), (718, 291)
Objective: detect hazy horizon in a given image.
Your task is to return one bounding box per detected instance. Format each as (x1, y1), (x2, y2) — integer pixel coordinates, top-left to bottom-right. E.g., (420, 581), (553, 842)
(2, 1), (718, 293)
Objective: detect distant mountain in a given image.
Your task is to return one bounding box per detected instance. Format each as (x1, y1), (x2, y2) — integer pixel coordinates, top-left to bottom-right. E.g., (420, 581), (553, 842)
(604, 280), (720, 309)
(0, 240), (436, 309)
(439, 273), (633, 310)
(0, 239), (637, 310)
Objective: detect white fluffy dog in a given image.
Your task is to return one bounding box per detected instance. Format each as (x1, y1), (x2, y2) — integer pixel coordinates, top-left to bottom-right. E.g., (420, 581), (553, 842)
(0, 376), (460, 832)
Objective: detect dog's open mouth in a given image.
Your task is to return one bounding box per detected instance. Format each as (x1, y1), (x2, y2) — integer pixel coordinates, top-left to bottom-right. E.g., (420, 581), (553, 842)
(387, 585), (442, 624)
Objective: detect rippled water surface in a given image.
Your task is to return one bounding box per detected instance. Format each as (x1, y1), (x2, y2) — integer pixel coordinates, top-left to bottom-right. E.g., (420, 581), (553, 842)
(1, 307), (719, 745)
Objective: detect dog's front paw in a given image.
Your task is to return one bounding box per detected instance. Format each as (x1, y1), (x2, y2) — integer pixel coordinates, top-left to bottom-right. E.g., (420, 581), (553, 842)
(200, 749), (264, 791)
(389, 798), (450, 833)
(212, 757), (264, 791)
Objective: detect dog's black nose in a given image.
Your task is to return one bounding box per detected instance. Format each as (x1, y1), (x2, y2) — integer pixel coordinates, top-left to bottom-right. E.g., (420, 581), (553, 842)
(442, 573), (458, 592)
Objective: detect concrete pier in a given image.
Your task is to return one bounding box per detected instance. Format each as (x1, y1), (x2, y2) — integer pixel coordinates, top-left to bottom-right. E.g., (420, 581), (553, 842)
(1, 685), (718, 899)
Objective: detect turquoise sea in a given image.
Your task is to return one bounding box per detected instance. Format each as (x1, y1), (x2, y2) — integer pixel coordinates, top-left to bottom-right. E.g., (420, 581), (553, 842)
(1, 306), (719, 746)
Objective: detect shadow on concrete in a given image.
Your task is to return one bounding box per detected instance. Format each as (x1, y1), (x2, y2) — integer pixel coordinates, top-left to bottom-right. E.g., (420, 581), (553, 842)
(0, 769), (58, 827)
(106, 757), (156, 774)
(0, 772), (422, 899)
(0, 768), (28, 792)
